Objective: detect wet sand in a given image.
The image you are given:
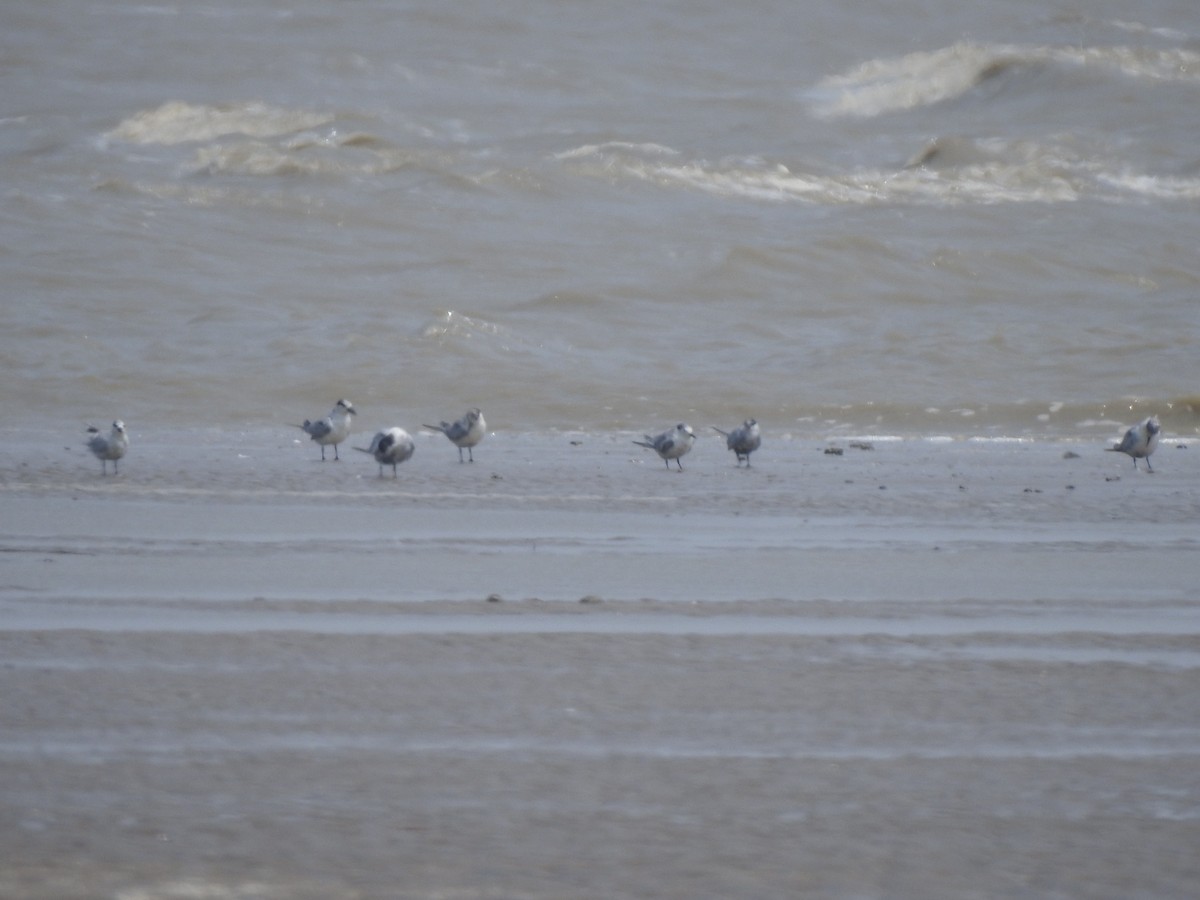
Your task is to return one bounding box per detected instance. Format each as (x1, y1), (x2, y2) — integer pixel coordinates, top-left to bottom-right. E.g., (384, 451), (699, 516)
(1, 430), (1198, 898)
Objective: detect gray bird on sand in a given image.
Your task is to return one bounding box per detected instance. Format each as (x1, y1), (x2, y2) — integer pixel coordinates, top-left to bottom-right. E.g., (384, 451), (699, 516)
(292, 399), (356, 460)
(86, 420), (128, 474)
(633, 423), (696, 471)
(424, 408), (486, 462)
(713, 418), (761, 466)
(1107, 416), (1161, 472)
(356, 427), (415, 477)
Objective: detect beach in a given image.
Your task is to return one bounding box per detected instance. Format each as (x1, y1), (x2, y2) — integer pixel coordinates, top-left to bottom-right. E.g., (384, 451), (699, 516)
(2, 431), (1198, 898)
(3, 1), (1200, 894)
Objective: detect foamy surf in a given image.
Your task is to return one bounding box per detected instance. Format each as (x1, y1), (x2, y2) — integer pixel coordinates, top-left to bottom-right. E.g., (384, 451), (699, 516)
(105, 100), (334, 145)
(553, 138), (1200, 206)
(804, 41), (1200, 119)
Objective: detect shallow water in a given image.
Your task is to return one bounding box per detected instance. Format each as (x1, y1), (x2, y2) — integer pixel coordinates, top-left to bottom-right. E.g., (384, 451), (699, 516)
(3, 619), (1199, 899)
(3, 435), (1199, 898)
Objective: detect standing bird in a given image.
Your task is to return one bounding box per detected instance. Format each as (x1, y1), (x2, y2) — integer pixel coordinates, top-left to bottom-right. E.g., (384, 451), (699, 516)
(356, 427), (415, 477)
(86, 420), (128, 475)
(423, 408), (486, 462)
(633, 423), (696, 471)
(713, 418), (761, 467)
(292, 399), (356, 460)
(1107, 416), (1161, 472)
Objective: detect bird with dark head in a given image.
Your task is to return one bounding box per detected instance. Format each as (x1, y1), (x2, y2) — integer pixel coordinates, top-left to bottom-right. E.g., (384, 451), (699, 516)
(1107, 416), (1161, 472)
(713, 418), (761, 466)
(356, 427), (415, 477)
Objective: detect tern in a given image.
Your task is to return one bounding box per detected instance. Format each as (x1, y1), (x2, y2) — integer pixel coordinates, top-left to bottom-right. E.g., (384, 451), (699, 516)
(424, 408), (486, 462)
(633, 423), (696, 471)
(356, 427), (415, 477)
(713, 418), (761, 466)
(1107, 416), (1161, 472)
(292, 399), (356, 460)
(85, 420), (128, 475)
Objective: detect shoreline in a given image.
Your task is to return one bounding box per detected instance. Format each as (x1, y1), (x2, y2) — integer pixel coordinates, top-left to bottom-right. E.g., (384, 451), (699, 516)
(2, 430), (1195, 610)
(2, 425), (1193, 503)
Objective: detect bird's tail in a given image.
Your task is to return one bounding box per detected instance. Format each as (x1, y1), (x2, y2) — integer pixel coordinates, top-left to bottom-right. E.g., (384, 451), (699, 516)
(289, 420), (312, 430)
(711, 426), (729, 437)
(422, 424), (444, 433)
(632, 439), (654, 449)
(353, 446), (373, 454)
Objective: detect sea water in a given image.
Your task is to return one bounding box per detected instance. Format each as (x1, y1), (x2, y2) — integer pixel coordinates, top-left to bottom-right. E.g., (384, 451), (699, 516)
(2, 0), (1199, 442)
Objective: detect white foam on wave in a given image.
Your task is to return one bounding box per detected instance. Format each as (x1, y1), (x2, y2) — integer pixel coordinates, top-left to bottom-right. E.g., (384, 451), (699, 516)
(191, 141), (325, 177)
(558, 132), (1200, 207)
(1096, 171), (1200, 201)
(106, 100), (333, 146)
(560, 142), (1082, 206)
(805, 43), (1007, 119)
(553, 141), (680, 161)
(103, 102), (481, 184)
(966, 436), (1036, 444)
(1109, 20), (1191, 43)
(420, 309), (508, 342)
(805, 42), (1200, 119)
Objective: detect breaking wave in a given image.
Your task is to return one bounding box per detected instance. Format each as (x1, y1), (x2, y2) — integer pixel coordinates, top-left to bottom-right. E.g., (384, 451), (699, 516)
(105, 100), (334, 145)
(553, 138), (1200, 206)
(101, 100), (463, 181)
(804, 42), (1200, 119)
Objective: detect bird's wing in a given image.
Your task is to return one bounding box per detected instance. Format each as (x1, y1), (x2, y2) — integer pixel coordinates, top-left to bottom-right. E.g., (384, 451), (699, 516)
(305, 419), (333, 439)
(1113, 427), (1139, 453)
(734, 428), (759, 449)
